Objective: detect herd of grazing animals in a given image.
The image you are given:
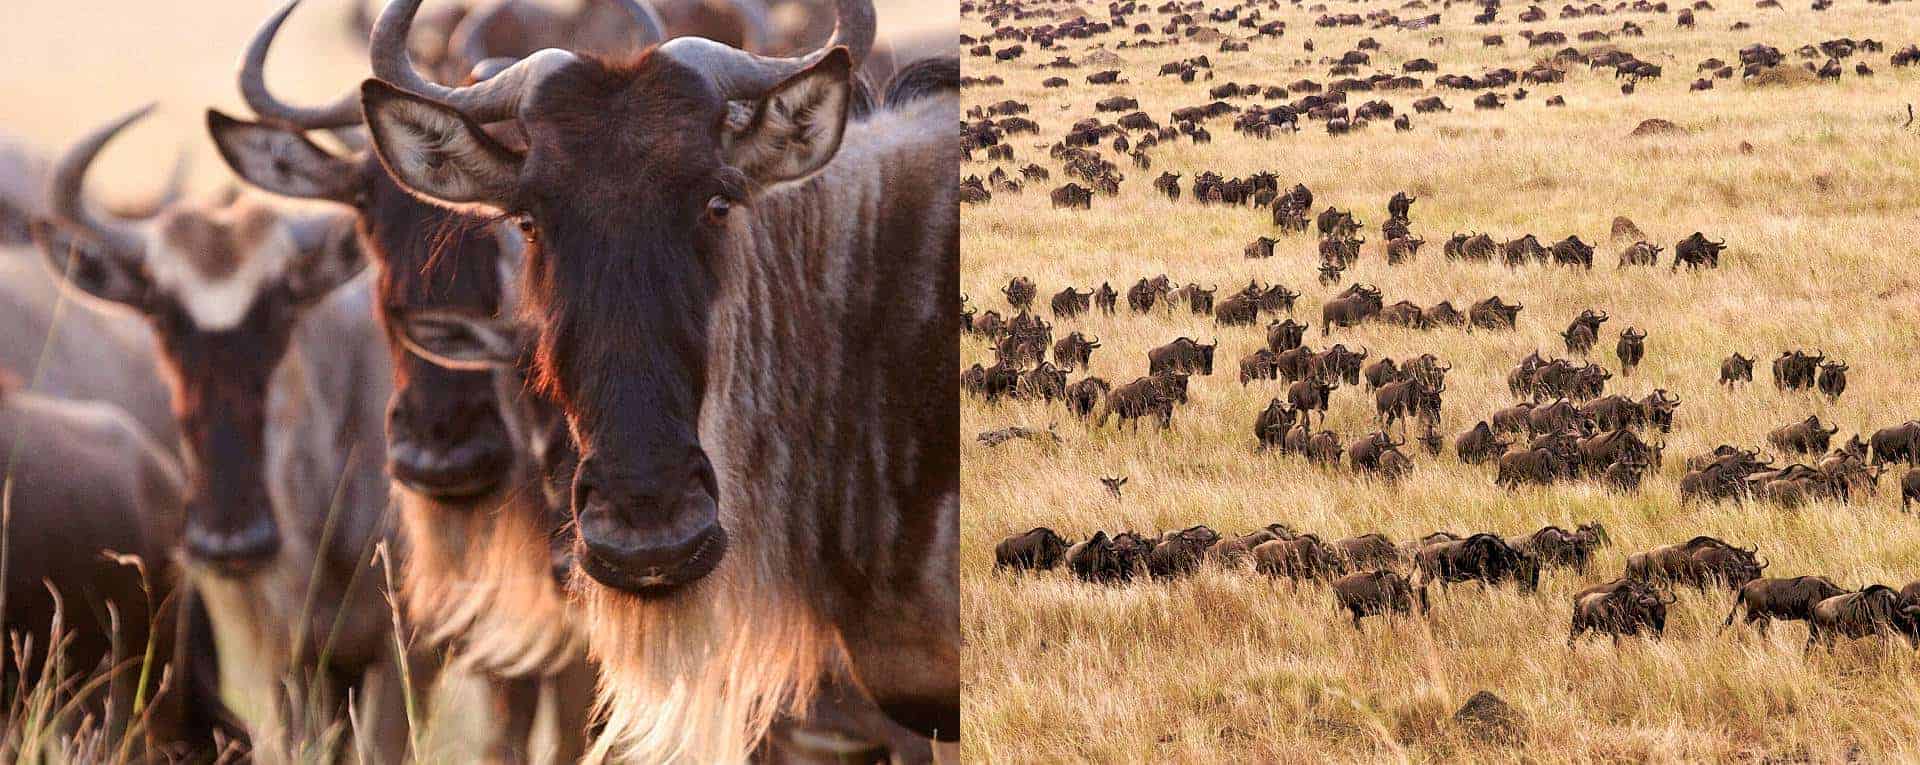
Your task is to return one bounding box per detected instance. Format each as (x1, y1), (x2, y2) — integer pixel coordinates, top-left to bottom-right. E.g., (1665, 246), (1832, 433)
(3, 0), (957, 760)
(995, 522), (1920, 649)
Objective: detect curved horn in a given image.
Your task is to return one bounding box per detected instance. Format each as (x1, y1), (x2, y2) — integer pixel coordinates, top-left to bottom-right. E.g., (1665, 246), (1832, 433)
(47, 103), (154, 259)
(656, 0), (874, 101)
(450, 0), (515, 69)
(372, 0), (583, 124)
(244, 0), (367, 129)
(723, 0), (775, 52)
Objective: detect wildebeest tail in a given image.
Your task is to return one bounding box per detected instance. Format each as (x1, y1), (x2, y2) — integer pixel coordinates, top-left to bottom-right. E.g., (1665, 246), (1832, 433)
(885, 56), (960, 106)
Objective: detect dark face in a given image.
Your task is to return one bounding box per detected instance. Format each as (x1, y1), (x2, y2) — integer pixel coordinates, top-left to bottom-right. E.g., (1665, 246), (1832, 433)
(503, 61), (734, 595)
(360, 170), (517, 500)
(154, 292), (300, 574)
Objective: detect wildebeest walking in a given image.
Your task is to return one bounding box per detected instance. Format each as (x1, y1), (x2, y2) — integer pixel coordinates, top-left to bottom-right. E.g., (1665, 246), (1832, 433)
(1569, 579), (1673, 645)
(995, 528), (1072, 571)
(1722, 576), (1849, 635)
(1806, 585), (1920, 652)
(358, 0), (960, 752)
(1332, 570), (1425, 628)
(1615, 327), (1645, 375)
(1719, 352), (1754, 387)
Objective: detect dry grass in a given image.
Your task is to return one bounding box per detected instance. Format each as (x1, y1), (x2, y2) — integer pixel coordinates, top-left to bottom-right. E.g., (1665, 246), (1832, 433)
(960, 0), (1920, 761)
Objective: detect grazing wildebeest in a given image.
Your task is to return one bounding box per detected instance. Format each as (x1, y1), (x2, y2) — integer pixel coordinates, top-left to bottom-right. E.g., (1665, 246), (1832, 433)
(1615, 327), (1645, 375)
(1469, 296), (1523, 330)
(1672, 231), (1726, 269)
(1721, 576), (1849, 635)
(1052, 331), (1100, 370)
(1002, 276), (1037, 309)
(358, 0), (960, 751)
(35, 106), (410, 756)
(1254, 398), (1297, 451)
(1817, 361), (1848, 400)
(0, 382), (229, 758)
(1253, 534), (1344, 582)
(1050, 286), (1093, 318)
(1569, 580), (1673, 645)
(1147, 337), (1218, 376)
(1806, 585), (1920, 652)
(1064, 376), (1110, 419)
(1147, 526), (1223, 579)
(208, 4), (622, 752)
(1720, 352), (1754, 386)
(1513, 523), (1610, 574)
(994, 528), (1071, 571)
(1769, 415), (1840, 454)
(1267, 319), (1313, 351)
(1625, 536), (1766, 590)
(1332, 570), (1425, 628)
(1414, 533), (1539, 593)
(1772, 349), (1825, 390)
(1870, 421), (1920, 464)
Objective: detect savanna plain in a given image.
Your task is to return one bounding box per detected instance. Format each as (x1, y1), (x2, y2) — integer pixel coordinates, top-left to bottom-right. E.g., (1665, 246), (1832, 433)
(960, 0), (1920, 761)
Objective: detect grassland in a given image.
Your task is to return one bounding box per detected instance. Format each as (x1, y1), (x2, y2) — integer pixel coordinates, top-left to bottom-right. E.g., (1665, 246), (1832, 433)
(960, 0), (1920, 761)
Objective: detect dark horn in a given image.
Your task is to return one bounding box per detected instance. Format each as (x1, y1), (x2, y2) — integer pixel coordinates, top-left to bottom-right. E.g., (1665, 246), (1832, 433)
(47, 103), (155, 259)
(243, 0), (367, 129)
(371, 0), (582, 124)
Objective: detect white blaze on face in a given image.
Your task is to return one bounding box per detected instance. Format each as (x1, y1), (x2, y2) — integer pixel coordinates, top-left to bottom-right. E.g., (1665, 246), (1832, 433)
(145, 201), (297, 330)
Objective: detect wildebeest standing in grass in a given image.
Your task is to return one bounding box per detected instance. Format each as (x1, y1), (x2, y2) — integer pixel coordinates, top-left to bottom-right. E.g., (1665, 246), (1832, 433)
(995, 528), (1072, 572)
(1064, 376), (1111, 419)
(1255, 398), (1297, 451)
(1148, 526), (1223, 579)
(1095, 281), (1118, 313)
(1569, 580), (1673, 645)
(1720, 352), (1755, 386)
(1003, 276), (1037, 309)
(35, 107), (411, 757)
(1870, 421), (1920, 464)
(1721, 575), (1850, 635)
(1050, 286), (1093, 317)
(1096, 373), (1183, 430)
(1769, 415), (1840, 454)
(1513, 523), (1610, 574)
(1414, 533), (1539, 593)
(1148, 337), (1218, 376)
(0, 381), (231, 758)
(1332, 570), (1425, 628)
(1904, 468), (1920, 512)
(1615, 327), (1645, 375)
(1817, 360), (1848, 400)
(1625, 537), (1767, 590)
(1806, 585), (1920, 652)
(1672, 231), (1726, 269)
(358, 0), (960, 752)
(1253, 534), (1345, 582)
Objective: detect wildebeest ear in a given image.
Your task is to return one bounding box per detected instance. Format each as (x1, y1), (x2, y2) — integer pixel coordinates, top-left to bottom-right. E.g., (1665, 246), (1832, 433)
(360, 80), (522, 214)
(286, 218), (368, 306)
(723, 47), (853, 187)
(206, 110), (359, 203)
(396, 308), (529, 371)
(30, 220), (155, 315)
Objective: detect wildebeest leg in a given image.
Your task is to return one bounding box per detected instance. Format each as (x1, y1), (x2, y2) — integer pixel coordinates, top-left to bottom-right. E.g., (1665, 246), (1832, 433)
(1351, 607), (1365, 630)
(489, 674), (542, 764)
(1754, 616), (1769, 636)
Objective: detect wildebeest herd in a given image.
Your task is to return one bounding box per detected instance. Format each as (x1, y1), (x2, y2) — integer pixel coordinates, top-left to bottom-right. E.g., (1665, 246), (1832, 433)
(996, 522), (1920, 650)
(2, 0), (957, 761)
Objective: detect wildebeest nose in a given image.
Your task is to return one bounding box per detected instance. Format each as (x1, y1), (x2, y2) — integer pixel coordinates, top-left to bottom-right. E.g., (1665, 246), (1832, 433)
(185, 515), (281, 573)
(574, 456), (727, 595)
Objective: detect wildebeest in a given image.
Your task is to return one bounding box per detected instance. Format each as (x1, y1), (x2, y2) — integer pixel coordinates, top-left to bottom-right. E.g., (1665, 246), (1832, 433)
(1513, 523), (1610, 574)
(995, 528), (1071, 572)
(1625, 536), (1767, 590)
(1721, 575), (1850, 635)
(211, 6), (614, 750)
(1003, 276), (1037, 309)
(1147, 525), (1224, 579)
(1329, 534), (1405, 572)
(1374, 377), (1442, 433)
(358, 0), (960, 749)
(1322, 283), (1383, 334)
(1254, 398), (1297, 451)
(1672, 231), (1727, 269)
(1332, 570), (1425, 628)
(1768, 415), (1840, 454)
(1414, 533), (1539, 593)
(1720, 352), (1754, 386)
(1253, 534), (1345, 582)
(1267, 318), (1309, 352)
(1617, 240), (1662, 267)
(0, 382), (229, 758)
(1904, 468), (1920, 512)
(1052, 331), (1100, 370)
(1101, 476), (1127, 499)
(1148, 336), (1218, 376)
(1870, 421), (1920, 464)
(1817, 360), (1848, 400)
(1066, 531), (1145, 584)
(1569, 579), (1673, 645)
(1469, 296), (1523, 330)
(1051, 183), (1093, 209)
(1288, 377), (1339, 427)
(1454, 421), (1511, 464)
(1050, 286), (1093, 317)
(1094, 281), (1118, 313)
(1806, 585), (1920, 651)
(1062, 377), (1110, 419)
(1128, 275), (1172, 313)
(1772, 349), (1825, 390)
(1096, 373), (1186, 430)
(1497, 447), (1569, 487)
(35, 106), (409, 755)
(1615, 327), (1646, 374)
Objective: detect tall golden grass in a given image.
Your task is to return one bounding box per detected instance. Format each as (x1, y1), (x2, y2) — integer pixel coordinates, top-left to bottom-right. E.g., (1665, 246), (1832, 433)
(961, 0), (1920, 761)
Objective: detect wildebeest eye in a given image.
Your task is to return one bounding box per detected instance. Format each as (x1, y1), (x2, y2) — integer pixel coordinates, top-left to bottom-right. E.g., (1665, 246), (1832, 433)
(703, 195), (731, 227)
(514, 214), (537, 241)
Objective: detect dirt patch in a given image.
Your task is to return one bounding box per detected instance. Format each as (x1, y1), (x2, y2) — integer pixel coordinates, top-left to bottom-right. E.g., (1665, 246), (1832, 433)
(1630, 118), (1686, 136)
